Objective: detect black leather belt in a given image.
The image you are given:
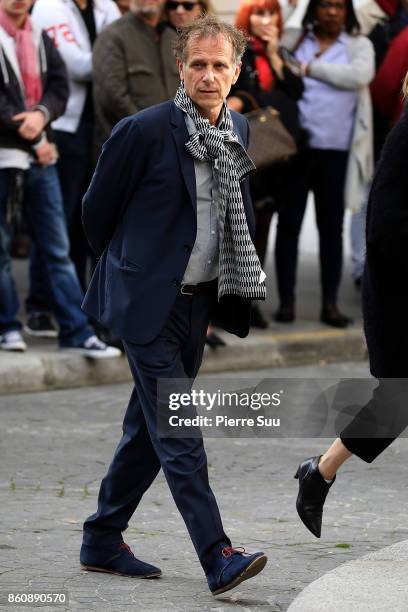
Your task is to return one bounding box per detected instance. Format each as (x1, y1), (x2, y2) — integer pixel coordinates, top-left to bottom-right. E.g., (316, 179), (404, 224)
(180, 279), (217, 296)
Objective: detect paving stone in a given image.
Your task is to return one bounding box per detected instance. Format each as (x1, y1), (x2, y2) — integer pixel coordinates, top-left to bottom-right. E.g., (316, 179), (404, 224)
(0, 363), (407, 611)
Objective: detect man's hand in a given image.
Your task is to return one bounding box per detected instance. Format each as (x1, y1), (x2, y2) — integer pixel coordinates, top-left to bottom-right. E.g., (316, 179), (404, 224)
(12, 110), (46, 140)
(35, 140), (58, 166)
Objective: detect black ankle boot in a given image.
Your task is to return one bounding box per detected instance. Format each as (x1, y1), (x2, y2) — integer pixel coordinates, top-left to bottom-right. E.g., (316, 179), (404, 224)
(274, 305), (295, 323)
(320, 306), (353, 328)
(294, 456), (336, 538)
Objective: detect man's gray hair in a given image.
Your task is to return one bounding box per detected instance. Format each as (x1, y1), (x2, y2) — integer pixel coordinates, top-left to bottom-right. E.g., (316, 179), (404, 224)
(174, 15), (247, 66)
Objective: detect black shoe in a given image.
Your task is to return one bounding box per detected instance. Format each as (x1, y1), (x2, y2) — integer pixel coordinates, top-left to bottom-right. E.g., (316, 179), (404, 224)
(251, 304), (268, 329)
(294, 456), (335, 538)
(24, 313), (58, 338)
(205, 332), (226, 348)
(61, 335), (122, 359)
(320, 306), (353, 328)
(80, 542), (162, 578)
(274, 306), (295, 323)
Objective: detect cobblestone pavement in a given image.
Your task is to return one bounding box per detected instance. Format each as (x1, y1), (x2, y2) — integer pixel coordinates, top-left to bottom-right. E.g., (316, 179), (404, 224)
(1, 362), (408, 612)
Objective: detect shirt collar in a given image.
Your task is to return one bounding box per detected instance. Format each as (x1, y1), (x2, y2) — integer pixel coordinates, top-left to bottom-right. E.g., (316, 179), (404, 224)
(185, 113), (196, 136)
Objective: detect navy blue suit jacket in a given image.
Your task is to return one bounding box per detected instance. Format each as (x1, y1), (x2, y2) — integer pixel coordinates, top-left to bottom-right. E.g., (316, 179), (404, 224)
(82, 100), (255, 344)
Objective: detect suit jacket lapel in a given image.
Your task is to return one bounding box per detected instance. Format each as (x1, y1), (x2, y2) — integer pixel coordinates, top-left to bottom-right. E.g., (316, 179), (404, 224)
(231, 114), (246, 148)
(170, 103), (197, 213)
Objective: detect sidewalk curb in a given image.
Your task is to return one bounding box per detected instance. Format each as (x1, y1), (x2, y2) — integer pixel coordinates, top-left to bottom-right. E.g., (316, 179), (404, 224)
(0, 327), (366, 395)
(288, 539), (408, 612)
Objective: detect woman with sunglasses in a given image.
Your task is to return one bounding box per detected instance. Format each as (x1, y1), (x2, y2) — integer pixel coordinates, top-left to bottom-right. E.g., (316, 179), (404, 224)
(274, 0), (375, 327)
(161, 0), (212, 97)
(228, 0), (305, 329)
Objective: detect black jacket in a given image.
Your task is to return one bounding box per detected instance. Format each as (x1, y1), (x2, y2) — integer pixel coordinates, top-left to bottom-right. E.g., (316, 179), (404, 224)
(363, 105), (408, 377)
(0, 28), (69, 153)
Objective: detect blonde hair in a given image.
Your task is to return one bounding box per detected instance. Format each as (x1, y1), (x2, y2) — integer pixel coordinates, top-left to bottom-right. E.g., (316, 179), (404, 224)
(173, 14), (247, 64)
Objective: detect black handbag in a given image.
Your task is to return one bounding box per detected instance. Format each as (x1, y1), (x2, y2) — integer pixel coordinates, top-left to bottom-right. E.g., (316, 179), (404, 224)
(235, 90), (298, 171)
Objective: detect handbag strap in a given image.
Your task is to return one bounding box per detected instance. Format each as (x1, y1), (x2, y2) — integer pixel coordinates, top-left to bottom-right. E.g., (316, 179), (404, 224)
(233, 90), (262, 111)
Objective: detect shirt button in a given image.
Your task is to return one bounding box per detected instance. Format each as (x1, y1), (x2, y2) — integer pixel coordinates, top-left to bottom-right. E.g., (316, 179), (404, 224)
(211, 230), (215, 235)
(207, 260), (211, 264)
(172, 279), (180, 287)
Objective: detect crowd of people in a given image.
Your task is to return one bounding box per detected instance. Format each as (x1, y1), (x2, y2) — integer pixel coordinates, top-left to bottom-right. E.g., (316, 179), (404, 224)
(0, 0), (406, 354)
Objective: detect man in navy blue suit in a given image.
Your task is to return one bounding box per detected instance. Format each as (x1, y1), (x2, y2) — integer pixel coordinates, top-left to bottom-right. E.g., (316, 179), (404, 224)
(79, 15), (267, 596)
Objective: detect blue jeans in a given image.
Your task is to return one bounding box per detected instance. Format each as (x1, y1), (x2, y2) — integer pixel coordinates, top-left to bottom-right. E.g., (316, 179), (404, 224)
(26, 117), (94, 312)
(0, 165), (93, 347)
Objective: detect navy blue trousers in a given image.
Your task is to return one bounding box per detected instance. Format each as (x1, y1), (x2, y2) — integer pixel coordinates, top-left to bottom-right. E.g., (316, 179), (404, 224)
(83, 285), (230, 567)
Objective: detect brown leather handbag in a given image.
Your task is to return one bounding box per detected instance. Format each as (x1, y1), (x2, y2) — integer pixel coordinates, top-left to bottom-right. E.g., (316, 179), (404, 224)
(235, 91), (298, 171)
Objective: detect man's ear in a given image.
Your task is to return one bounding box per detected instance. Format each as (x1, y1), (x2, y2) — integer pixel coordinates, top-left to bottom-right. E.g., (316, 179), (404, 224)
(231, 61), (242, 85)
(177, 59), (184, 81)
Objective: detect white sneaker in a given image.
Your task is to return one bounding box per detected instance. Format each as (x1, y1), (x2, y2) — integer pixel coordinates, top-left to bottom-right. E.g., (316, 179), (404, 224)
(0, 330), (27, 352)
(62, 335), (121, 360)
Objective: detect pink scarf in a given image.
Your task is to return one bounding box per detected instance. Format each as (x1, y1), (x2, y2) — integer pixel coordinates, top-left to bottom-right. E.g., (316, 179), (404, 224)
(0, 7), (42, 109)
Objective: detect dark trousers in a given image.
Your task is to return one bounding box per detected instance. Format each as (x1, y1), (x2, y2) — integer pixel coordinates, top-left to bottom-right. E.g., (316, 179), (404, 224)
(55, 117), (95, 290)
(340, 378), (408, 463)
(83, 285), (230, 568)
(250, 160), (294, 266)
(275, 149), (349, 307)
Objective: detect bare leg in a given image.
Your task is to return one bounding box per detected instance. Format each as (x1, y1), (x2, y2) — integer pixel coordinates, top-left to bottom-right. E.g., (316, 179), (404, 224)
(318, 438), (353, 480)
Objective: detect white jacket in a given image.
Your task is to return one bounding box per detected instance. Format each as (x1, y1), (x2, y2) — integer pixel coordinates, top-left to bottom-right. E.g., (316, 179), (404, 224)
(32, 0), (120, 132)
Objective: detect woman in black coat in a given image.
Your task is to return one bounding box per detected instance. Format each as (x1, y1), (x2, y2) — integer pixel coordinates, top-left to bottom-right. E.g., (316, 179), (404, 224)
(228, 0), (304, 328)
(294, 96), (408, 538)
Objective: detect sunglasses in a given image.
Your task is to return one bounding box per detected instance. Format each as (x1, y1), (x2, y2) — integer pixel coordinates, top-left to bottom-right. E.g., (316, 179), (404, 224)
(166, 1), (200, 10)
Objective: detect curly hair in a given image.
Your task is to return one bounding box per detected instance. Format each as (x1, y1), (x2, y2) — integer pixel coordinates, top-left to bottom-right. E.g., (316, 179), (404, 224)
(173, 14), (247, 64)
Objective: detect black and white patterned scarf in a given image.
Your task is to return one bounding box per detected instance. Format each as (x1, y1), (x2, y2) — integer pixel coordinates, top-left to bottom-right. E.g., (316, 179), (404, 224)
(174, 83), (266, 301)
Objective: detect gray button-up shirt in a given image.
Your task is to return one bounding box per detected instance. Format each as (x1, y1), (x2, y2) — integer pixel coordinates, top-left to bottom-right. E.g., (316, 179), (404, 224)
(182, 114), (220, 285)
